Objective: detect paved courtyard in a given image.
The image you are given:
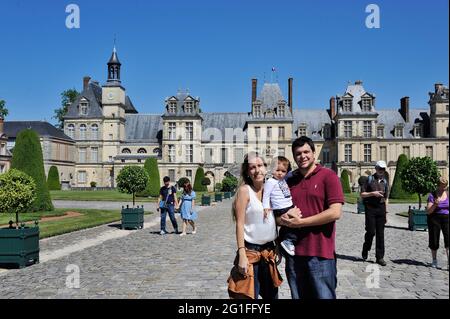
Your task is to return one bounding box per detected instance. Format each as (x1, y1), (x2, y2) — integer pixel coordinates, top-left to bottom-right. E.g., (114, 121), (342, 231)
(0, 200), (448, 299)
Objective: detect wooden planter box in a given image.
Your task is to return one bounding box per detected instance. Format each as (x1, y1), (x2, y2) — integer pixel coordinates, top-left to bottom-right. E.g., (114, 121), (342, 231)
(215, 193), (223, 202)
(201, 195), (211, 206)
(121, 206), (144, 230)
(0, 225), (40, 268)
(224, 192), (231, 199)
(408, 208), (428, 231)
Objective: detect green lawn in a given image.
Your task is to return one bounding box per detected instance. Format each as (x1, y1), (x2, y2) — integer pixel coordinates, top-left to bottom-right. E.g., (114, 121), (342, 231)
(50, 190), (218, 202)
(344, 192), (428, 204)
(1, 208), (153, 239)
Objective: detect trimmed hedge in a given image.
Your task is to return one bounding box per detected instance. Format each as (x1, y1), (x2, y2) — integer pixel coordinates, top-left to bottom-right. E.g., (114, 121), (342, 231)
(137, 158), (160, 197)
(389, 154), (413, 199)
(47, 166), (61, 191)
(11, 129), (54, 212)
(194, 167), (207, 192)
(340, 170), (351, 194)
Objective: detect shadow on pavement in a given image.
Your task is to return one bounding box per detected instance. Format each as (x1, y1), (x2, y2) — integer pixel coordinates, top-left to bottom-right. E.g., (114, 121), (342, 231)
(391, 259), (430, 267)
(385, 225), (410, 231)
(336, 254), (365, 262)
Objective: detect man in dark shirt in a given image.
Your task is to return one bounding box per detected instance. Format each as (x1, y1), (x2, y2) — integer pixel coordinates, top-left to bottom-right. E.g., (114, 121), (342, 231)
(157, 176), (179, 235)
(361, 161), (389, 266)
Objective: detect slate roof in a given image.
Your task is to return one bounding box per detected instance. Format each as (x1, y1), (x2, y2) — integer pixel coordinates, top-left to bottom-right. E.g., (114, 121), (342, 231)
(3, 121), (73, 141)
(293, 109), (331, 141)
(259, 83), (285, 109)
(201, 113), (249, 142)
(377, 108), (428, 139)
(125, 114), (162, 142)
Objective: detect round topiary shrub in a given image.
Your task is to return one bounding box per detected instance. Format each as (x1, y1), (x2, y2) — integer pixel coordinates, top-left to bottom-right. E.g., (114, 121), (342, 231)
(116, 166), (149, 207)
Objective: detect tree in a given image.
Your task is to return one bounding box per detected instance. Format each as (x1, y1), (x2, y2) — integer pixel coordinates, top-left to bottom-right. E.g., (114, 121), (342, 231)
(137, 158), (160, 197)
(177, 177), (190, 188)
(389, 154), (413, 199)
(194, 167), (207, 192)
(47, 166), (61, 191)
(53, 89), (79, 129)
(116, 166), (149, 207)
(11, 129), (54, 212)
(215, 183), (222, 192)
(222, 175), (238, 192)
(0, 169), (36, 228)
(201, 177), (211, 186)
(0, 99), (8, 118)
(340, 170), (351, 194)
(401, 157), (440, 209)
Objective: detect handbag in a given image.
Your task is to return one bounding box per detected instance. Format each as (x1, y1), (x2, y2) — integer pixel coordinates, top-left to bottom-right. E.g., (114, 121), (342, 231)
(159, 189), (170, 209)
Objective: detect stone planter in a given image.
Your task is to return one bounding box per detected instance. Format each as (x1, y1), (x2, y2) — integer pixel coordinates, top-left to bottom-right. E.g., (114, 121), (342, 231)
(201, 195), (211, 206)
(224, 192), (231, 199)
(215, 193), (223, 202)
(408, 208), (428, 231)
(0, 224), (40, 268)
(121, 206), (144, 230)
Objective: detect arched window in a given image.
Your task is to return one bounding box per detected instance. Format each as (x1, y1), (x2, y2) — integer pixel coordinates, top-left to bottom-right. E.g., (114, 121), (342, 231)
(67, 124), (75, 139)
(79, 124), (87, 140)
(137, 148), (147, 154)
(122, 148), (131, 154)
(91, 124), (99, 140)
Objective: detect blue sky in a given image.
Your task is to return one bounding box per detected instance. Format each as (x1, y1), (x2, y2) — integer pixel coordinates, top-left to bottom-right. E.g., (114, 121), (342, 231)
(0, 0), (448, 123)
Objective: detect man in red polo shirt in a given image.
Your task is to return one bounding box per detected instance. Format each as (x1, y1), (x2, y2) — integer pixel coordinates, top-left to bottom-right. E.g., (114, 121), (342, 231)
(279, 136), (344, 299)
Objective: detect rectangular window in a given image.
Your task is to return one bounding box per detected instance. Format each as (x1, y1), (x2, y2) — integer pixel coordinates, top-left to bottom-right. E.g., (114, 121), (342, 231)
(185, 122), (193, 140)
(380, 146), (387, 162)
(344, 144), (352, 163)
(234, 148), (244, 163)
(91, 147), (98, 163)
(185, 144), (193, 163)
(323, 125), (331, 139)
(403, 146), (410, 158)
(255, 127), (261, 139)
(377, 126), (384, 138)
(168, 169), (176, 182)
(298, 126), (307, 137)
(80, 102), (88, 116)
(323, 148), (330, 164)
(205, 148), (213, 163)
(364, 144), (372, 163)
(414, 125), (423, 138)
(395, 126), (403, 138)
(254, 105), (261, 118)
(108, 156), (113, 162)
(426, 146), (433, 159)
(186, 170), (192, 179)
(78, 171), (86, 184)
(185, 102), (193, 113)
(0, 165), (4, 173)
(279, 126), (285, 139)
(168, 102), (177, 113)
(363, 121), (372, 138)
(221, 148), (227, 164)
(79, 147), (86, 163)
(278, 105), (285, 117)
(362, 99), (371, 111)
(168, 145), (175, 163)
(168, 122), (176, 140)
(267, 127), (272, 139)
(344, 121), (352, 138)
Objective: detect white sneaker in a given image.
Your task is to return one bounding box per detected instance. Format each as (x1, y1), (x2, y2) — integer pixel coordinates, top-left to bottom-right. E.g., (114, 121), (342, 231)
(179, 232), (186, 237)
(160, 230), (167, 235)
(431, 260), (438, 268)
(280, 240), (295, 256)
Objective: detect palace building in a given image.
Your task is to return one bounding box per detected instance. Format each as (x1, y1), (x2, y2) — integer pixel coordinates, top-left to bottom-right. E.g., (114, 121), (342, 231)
(4, 47), (448, 189)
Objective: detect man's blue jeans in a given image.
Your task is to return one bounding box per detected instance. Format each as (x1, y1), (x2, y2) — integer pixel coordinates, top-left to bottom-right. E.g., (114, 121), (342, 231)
(160, 204), (178, 233)
(285, 255), (337, 299)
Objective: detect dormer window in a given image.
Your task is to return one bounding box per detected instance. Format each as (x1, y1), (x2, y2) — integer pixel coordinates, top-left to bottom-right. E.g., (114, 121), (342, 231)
(361, 99), (372, 111)
(137, 148), (147, 154)
(343, 99), (352, 112)
(414, 124), (423, 138)
(377, 125), (384, 138)
(185, 102), (193, 113)
(168, 102), (177, 113)
(323, 124), (331, 139)
(395, 124), (404, 138)
(254, 105), (261, 118)
(278, 104), (285, 117)
(298, 124), (307, 137)
(80, 101), (89, 116)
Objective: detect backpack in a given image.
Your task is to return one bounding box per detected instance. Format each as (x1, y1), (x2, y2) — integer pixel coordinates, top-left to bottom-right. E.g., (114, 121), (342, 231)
(363, 175), (388, 206)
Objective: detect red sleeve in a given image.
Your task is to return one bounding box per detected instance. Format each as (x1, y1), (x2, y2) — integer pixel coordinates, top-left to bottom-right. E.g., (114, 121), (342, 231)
(325, 170), (345, 206)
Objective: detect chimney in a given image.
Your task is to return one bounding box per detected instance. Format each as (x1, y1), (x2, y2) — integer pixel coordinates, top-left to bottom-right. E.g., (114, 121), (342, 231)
(330, 96), (336, 119)
(435, 83), (443, 93)
(288, 78), (293, 113)
(83, 76), (91, 91)
(400, 97), (410, 122)
(251, 79), (257, 104)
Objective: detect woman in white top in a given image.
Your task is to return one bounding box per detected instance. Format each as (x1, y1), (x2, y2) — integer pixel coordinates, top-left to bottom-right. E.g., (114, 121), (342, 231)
(231, 152), (299, 299)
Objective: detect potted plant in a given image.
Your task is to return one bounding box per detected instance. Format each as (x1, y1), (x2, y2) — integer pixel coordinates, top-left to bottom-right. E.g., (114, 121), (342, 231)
(90, 181), (97, 190)
(0, 169), (39, 268)
(401, 157), (440, 231)
(116, 166), (149, 230)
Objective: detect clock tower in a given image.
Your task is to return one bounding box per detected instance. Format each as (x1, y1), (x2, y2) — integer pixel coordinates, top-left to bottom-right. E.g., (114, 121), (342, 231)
(101, 46), (127, 184)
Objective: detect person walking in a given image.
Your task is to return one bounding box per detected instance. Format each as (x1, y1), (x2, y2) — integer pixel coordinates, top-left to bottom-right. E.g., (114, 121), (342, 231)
(426, 177), (449, 270)
(279, 136), (344, 299)
(179, 181), (197, 236)
(227, 152), (286, 299)
(361, 161), (389, 266)
(156, 176), (179, 235)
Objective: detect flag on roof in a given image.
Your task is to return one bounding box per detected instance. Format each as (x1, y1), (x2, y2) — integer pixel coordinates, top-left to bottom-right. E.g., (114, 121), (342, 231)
(272, 67), (276, 72)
